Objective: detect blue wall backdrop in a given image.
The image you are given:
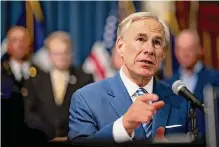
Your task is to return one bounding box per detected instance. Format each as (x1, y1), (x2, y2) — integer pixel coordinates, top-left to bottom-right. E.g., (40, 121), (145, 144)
(1, 1), (141, 67)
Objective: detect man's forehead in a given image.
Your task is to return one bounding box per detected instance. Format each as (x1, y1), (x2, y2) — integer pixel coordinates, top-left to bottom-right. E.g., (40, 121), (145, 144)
(8, 28), (26, 38)
(129, 18), (164, 35)
(177, 32), (196, 42)
(49, 38), (69, 50)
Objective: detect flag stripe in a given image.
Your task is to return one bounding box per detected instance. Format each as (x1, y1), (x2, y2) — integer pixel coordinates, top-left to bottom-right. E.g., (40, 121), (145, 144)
(26, 1), (34, 53)
(90, 53), (106, 79)
(29, 1), (44, 22)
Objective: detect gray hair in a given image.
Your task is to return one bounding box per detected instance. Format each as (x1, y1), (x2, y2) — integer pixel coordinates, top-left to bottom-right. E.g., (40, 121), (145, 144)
(117, 12), (170, 48)
(44, 31), (73, 51)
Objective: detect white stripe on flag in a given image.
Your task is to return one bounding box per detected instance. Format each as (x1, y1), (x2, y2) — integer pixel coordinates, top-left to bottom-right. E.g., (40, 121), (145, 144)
(82, 41), (116, 81)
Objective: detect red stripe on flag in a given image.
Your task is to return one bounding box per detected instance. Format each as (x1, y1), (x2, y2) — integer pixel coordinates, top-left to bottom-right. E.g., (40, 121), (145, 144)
(90, 53), (106, 79)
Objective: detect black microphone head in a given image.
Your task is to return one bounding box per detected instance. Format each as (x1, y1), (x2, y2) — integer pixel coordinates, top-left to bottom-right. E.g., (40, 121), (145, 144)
(172, 80), (186, 95)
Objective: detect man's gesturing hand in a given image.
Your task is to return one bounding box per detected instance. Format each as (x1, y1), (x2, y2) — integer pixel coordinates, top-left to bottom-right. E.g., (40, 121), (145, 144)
(122, 94), (165, 136)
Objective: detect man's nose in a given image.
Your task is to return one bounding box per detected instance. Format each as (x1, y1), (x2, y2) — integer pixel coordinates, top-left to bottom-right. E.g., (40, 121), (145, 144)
(142, 41), (155, 55)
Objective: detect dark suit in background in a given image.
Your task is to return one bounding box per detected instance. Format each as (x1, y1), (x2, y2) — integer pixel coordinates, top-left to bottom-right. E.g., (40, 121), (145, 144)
(1, 60), (25, 146)
(24, 65), (94, 140)
(1, 60), (49, 146)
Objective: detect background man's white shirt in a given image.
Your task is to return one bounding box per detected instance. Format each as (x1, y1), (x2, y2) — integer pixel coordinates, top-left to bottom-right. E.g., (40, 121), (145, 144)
(9, 59), (30, 81)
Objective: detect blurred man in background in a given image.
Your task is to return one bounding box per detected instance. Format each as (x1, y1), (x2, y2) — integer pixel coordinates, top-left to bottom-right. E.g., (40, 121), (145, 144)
(1, 26), (40, 146)
(1, 26), (32, 82)
(166, 29), (219, 141)
(24, 31), (94, 142)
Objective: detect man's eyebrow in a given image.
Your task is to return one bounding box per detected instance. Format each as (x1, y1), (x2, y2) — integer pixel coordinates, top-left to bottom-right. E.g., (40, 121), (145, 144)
(153, 36), (164, 41)
(137, 33), (147, 37)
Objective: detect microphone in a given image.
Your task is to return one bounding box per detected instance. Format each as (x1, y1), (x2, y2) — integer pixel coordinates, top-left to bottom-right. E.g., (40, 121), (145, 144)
(172, 80), (204, 111)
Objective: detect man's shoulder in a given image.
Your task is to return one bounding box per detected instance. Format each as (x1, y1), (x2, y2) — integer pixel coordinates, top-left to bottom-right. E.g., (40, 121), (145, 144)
(78, 77), (112, 93)
(155, 79), (182, 105)
(202, 66), (219, 75)
(156, 79), (175, 96)
(70, 66), (91, 76)
(1, 60), (17, 84)
(202, 66), (219, 85)
(73, 76), (115, 101)
(26, 63), (49, 85)
(1, 60), (12, 75)
(69, 66), (94, 81)
(164, 73), (180, 85)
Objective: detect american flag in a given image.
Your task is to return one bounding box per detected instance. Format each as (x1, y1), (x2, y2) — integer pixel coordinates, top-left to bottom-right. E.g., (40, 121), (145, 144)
(82, 1), (137, 81)
(82, 3), (119, 81)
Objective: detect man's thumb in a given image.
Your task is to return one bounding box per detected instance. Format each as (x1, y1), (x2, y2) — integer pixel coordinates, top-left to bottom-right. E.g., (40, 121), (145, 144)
(155, 127), (165, 139)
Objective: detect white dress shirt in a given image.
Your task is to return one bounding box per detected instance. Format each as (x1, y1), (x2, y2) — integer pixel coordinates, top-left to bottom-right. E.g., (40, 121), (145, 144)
(9, 59), (30, 81)
(113, 66), (153, 143)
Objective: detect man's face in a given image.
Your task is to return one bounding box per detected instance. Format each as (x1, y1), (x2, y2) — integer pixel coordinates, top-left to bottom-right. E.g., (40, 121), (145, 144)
(117, 18), (165, 78)
(7, 28), (29, 60)
(48, 39), (72, 70)
(175, 33), (201, 69)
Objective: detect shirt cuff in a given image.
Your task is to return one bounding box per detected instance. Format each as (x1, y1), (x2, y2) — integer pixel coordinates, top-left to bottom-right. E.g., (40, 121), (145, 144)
(113, 116), (134, 143)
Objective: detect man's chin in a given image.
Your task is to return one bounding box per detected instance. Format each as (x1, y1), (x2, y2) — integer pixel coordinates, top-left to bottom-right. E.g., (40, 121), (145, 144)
(137, 71), (153, 79)
(13, 55), (28, 61)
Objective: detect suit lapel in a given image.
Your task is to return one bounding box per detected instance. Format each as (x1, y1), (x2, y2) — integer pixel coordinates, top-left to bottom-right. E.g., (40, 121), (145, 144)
(62, 68), (77, 106)
(106, 72), (133, 117)
(45, 73), (56, 105)
(106, 73), (174, 139)
(61, 82), (71, 106)
(3, 60), (23, 88)
(106, 72), (147, 139)
(151, 79), (171, 137)
(193, 67), (205, 102)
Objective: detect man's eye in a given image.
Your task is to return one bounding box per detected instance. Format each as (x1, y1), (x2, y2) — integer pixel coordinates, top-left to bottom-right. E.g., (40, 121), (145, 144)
(154, 40), (161, 45)
(152, 39), (164, 49)
(137, 38), (146, 42)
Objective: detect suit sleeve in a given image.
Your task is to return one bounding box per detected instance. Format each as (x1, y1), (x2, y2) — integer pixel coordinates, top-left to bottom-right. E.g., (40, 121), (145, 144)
(68, 90), (115, 143)
(24, 78), (55, 140)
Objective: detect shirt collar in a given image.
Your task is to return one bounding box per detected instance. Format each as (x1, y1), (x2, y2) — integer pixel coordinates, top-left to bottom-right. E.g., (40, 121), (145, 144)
(9, 58), (21, 69)
(9, 59), (30, 80)
(51, 68), (69, 76)
(119, 66), (153, 98)
(9, 59), (30, 72)
(179, 61), (203, 75)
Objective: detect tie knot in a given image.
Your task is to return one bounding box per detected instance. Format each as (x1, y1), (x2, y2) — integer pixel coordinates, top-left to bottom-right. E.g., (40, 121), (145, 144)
(136, 88), (148, 96)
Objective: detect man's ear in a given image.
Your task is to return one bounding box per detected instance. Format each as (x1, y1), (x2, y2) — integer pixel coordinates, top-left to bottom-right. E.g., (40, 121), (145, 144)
(162, 49), (165, 62)
(115, 37), (124, 57)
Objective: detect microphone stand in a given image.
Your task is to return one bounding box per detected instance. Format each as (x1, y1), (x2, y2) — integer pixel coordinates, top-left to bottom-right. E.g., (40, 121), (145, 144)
(189, 104), (198, 142)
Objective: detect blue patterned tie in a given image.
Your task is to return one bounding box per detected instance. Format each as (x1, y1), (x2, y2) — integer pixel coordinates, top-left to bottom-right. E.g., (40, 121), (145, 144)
(135, 88), (152, 140)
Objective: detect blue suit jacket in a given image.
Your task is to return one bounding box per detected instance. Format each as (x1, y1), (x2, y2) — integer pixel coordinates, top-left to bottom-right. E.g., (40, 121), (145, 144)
(166, 66), (219, 136)
(68, 72), (188, 143)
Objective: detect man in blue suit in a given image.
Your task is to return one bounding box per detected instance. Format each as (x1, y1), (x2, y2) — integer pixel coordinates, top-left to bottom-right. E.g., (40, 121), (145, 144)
(166, 29), (219, 139)
(68, 12), (188, 143)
